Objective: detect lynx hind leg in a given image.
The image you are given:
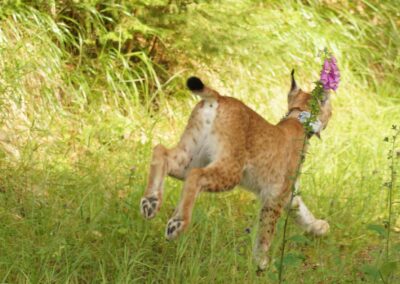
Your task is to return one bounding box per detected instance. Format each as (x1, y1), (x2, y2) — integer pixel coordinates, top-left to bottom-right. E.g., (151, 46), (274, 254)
(166, 162), (242, 240)
(291, 196), (330, 236)
(140, 144), (190, 219)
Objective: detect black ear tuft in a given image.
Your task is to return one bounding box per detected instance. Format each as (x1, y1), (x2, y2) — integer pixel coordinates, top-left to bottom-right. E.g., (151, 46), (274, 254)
(290, 69), (297, 92)
(186, 76), (204, 91)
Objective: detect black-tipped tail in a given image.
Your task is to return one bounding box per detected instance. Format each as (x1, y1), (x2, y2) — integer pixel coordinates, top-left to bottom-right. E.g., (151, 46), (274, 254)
(186, 76), (204, 91)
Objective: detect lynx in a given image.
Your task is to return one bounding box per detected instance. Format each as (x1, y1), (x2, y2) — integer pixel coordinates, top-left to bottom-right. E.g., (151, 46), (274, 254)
(140, 71), (331, 270)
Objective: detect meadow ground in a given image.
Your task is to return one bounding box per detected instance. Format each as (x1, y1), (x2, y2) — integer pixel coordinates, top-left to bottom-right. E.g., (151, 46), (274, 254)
(0, 1), (399, 283)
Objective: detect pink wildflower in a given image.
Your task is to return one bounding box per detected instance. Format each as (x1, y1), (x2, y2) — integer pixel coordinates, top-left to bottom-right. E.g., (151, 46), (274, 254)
(320, 56), (340, 91)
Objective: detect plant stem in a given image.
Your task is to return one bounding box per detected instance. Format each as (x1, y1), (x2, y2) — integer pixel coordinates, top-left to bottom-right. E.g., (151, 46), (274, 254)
(386, 128), (399, 261)
(278, 134), (308, 284)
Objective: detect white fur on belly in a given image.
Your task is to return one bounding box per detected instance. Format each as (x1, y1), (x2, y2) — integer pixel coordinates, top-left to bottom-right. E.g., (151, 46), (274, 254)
(185, 99), (219, 175)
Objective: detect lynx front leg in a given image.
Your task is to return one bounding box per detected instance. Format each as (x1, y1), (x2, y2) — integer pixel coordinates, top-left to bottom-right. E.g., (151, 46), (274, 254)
(165, 163), (241, 240)
(291, 196), (329, 236)
(254, 199), (285, 271)
(140, 144), (190, 219)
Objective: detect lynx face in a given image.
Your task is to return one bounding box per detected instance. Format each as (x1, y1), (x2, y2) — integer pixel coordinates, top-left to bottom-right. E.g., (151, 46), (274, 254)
(287, 72), (332, 134)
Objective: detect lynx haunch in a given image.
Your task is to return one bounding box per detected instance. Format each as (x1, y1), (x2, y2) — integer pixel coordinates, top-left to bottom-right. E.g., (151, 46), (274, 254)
(140, 72), (332, 270)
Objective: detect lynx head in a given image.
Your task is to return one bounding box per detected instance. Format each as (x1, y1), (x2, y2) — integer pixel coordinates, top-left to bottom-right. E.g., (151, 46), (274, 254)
(287, 69), (332, 134)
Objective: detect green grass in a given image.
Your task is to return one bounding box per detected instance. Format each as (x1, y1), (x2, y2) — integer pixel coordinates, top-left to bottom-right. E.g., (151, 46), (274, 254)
(0, 0), (399, 283)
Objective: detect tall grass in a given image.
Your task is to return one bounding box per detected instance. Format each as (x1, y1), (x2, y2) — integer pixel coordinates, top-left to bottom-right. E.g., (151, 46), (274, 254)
(0, 0), (399, 283)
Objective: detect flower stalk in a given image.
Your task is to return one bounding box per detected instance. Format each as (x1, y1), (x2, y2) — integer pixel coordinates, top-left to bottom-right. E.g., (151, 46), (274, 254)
(278, 50), (339, 283)
(385, 125), (399, 261)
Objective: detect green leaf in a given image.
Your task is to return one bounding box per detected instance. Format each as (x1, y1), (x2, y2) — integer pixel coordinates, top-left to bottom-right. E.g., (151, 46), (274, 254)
(361, 265), (380, 280)
(100, 32), (121, 43)
(335, 223), (345, 229)
(366, 224), (387, 238)
(288, 234), (310, 245)
(267, 271), (278, 282)
(380, 261), (398, 277)
(117, 228), (128, 235)
(282, 252), (305, 267)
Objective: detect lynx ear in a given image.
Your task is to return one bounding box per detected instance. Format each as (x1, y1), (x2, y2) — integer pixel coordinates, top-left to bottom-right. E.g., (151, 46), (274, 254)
(288, 69), (299, 97)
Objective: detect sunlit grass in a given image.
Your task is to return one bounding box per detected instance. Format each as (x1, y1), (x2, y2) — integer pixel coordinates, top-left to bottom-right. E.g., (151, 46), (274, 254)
(0, 1), (399, 283)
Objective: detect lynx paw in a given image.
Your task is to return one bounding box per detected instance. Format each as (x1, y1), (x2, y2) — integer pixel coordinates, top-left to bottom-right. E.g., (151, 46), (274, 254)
(307, 219), (330, 236)
(255, 256), (269, 273)
(253, 244), (270, 273)
(165, 218), (185, 240)
(140, 196), (159, 219)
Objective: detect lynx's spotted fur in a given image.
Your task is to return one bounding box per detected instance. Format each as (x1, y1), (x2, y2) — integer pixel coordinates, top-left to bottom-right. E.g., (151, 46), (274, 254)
(140, 73), (332, 270)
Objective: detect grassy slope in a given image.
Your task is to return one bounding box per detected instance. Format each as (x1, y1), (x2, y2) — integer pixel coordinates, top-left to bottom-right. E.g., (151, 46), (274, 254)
(0, 1), (399, 283)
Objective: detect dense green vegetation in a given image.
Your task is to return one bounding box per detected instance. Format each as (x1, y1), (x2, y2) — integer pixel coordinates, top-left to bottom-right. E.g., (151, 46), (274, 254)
(0, 0), (399, 283)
